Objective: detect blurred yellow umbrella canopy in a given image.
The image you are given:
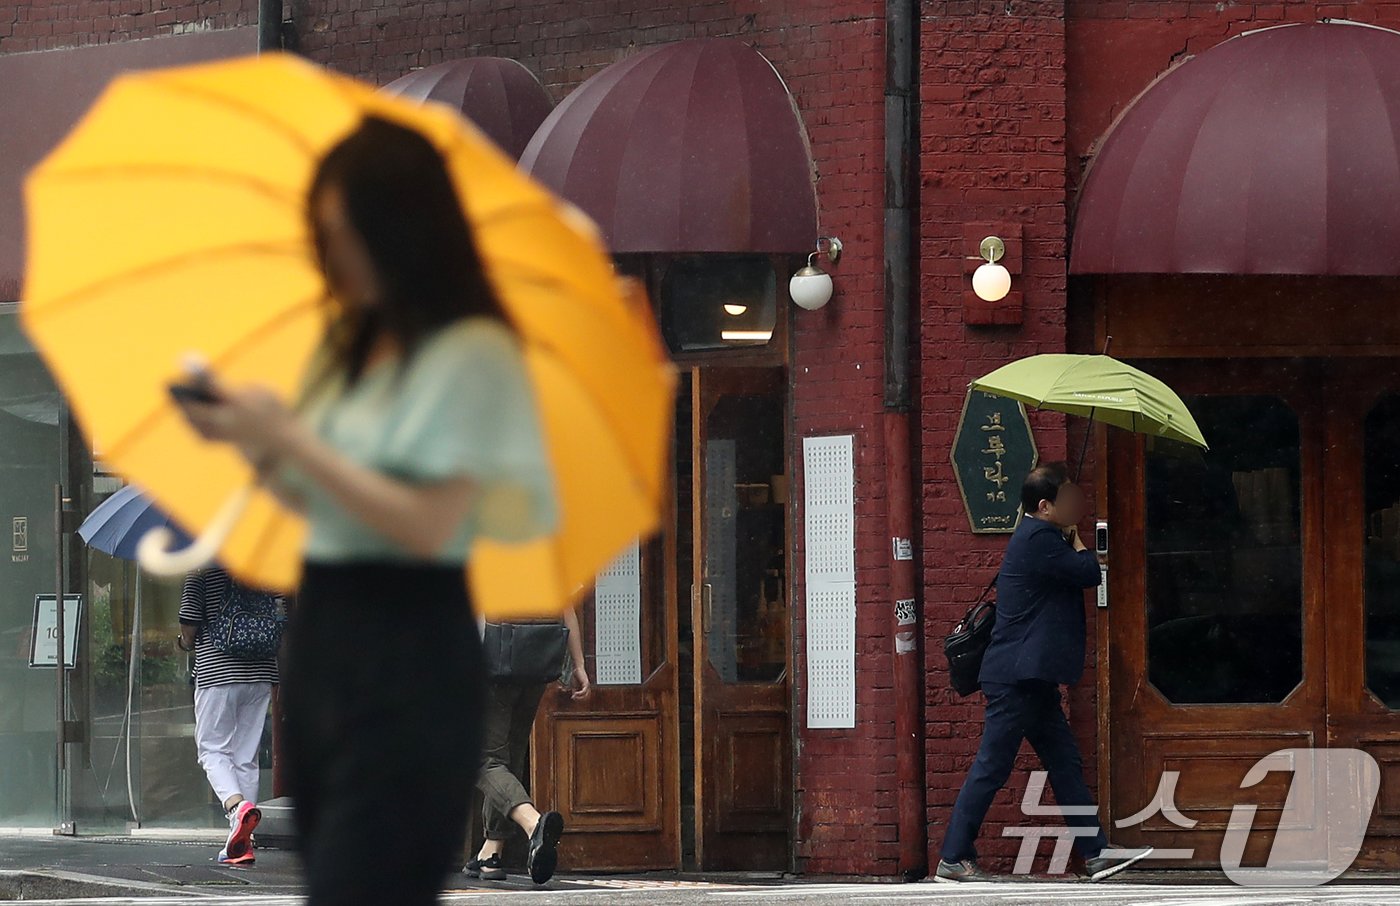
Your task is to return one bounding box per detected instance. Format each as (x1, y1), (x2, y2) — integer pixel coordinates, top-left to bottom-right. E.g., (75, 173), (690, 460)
(22, 53), (675, 617)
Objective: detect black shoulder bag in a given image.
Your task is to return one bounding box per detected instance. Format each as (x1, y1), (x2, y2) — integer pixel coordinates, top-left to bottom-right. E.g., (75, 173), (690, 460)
(943, 573), (998, 697)
(482, 620), (570, 685)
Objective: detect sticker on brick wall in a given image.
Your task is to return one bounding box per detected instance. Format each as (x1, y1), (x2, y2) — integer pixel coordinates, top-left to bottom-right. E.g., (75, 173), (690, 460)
(803, 434), (856, 729)
(594, 540), (642, 685)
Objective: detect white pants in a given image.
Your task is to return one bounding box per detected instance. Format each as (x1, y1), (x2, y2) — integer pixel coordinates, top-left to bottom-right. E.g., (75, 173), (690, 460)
(193, 682), (273, 807)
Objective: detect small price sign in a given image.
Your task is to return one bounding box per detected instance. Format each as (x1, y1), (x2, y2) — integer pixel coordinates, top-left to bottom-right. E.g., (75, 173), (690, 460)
(29, 594), (82, 669)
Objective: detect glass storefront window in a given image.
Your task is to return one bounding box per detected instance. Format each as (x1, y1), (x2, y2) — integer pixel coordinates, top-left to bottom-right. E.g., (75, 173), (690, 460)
(0, 311), (63, 826)
(0, 306), (271, 830)
(1364, 395), (1400, 709)
(1145, 395), (1303, 704)
(76, 525), (270, 830)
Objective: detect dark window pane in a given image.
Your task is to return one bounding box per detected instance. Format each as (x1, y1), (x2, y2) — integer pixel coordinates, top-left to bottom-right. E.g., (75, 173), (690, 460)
(661, 257), (776, 353)
(704, 395), (786, 684)
(1365, 395), (1400, 709)
(1145, 395), (1302, 704)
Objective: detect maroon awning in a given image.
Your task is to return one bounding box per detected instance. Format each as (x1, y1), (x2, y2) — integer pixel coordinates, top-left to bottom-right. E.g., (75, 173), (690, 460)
(0, 28), (258, 301)
(381, 58), (553, 161)
(519, 39), (818, 255)
(1071, 22), (1400, 276)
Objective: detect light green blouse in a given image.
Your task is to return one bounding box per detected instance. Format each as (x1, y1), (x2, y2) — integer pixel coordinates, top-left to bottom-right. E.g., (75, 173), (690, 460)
(281, 317), (557, 564)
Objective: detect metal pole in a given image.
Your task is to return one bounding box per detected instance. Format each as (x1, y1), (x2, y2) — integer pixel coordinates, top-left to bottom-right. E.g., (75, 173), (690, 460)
(53, 483), (69, 833)
(884, 0), (925, 880)
(54, 484), (64, 764)
(1074, 338), (1112, 481)
(257, 0), (283, 53)
(127, 571), (142, 825)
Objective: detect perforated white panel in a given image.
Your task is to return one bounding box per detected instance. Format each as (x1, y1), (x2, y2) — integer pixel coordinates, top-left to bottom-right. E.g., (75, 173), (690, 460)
(594, 540), (642, 685)
(803, 434), (856, 729)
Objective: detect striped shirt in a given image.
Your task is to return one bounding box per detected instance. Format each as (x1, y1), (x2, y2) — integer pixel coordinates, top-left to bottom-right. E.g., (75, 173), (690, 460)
(178, 567), (280, 689)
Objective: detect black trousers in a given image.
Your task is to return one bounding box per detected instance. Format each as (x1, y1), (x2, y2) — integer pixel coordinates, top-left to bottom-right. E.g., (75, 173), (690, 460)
(940, 679), (1107, 864)
(283, 562), (485, 906)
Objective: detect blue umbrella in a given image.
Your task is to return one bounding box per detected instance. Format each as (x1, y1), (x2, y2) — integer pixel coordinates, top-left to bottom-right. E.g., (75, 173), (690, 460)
(78, 485), (193, 561)
(79, 483), (197, 827)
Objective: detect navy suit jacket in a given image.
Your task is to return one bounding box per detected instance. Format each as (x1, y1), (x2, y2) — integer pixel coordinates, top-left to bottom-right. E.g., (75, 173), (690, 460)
(978, 515), (1102, 687)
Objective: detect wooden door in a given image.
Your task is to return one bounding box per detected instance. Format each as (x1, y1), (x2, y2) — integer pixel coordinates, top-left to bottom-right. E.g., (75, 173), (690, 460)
(1321, 360), (1400, 869)
(1107, 358), (1400, 869)
(529, 537), (681, 870)
(691, 366), (792, 870)
(1105, 359), (1329, 866)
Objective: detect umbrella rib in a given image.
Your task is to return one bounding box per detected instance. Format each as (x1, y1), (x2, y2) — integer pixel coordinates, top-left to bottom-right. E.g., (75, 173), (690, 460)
(143, 73), (323, 159)
(524, 337), (668, 502)
(36, 164), (304, 208)
(26, 241), (308, 322)
(101, 291), (327, 463)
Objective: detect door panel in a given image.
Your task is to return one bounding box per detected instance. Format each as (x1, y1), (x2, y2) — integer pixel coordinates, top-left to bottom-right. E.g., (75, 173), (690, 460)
(531, 522), (680, 870)
(713, 712), (788, 833)
(551, 712), (665, 828)
(692, 366), (791, 870)
(532, 364), (793, 874)
(1109, 359), (1400, 870)
(1322, 362), (1400, 867)
(1107, 361), (1328, 866)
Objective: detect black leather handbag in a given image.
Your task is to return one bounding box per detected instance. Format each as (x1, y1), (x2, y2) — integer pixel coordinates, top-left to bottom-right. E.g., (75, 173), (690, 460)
(943, 575), (998, 697)
(482, 620), (570, 684)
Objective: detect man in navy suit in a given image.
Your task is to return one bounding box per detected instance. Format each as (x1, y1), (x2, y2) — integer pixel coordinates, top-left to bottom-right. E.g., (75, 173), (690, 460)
(935, 463), (1153, 883)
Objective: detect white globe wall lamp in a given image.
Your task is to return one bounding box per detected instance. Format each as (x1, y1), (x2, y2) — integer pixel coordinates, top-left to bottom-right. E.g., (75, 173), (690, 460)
(789, 237), (843, 311)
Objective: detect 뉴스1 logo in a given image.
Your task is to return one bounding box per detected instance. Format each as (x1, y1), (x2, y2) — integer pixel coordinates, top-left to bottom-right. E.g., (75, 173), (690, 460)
(1005, 748), (1380, 886)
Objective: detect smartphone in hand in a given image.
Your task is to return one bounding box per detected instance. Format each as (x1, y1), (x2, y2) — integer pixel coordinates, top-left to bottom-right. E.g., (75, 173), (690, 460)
(168, 382), (220, 405)
(168, 354), (220, 405)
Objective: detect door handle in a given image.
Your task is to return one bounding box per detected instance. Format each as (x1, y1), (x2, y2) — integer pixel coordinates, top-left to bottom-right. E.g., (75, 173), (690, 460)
(702, 583), (713, 634)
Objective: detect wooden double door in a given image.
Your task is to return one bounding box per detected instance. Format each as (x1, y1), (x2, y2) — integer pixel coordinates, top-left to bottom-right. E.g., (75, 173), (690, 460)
(530, 366), (792, 872)
(1106, 358), (1400, 869)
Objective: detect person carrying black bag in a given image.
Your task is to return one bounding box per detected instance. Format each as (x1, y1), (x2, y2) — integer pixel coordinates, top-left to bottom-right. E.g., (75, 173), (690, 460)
(465, 606), (591, 885)
(936, 463), (1153, 883)
(177, 566), (284, 866)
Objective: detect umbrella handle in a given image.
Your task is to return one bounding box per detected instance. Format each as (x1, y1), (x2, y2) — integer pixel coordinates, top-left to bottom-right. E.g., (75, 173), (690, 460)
(135, 485), (252, 577)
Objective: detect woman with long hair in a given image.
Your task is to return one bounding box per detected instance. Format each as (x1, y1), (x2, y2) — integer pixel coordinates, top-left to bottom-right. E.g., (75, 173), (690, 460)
(174, 116), (557, 904)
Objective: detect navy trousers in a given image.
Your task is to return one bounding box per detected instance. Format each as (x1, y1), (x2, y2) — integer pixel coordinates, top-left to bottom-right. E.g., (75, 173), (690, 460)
(940, 679), (1108, 863)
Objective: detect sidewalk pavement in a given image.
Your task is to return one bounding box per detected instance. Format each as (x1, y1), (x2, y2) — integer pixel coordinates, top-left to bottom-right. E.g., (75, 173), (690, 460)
(0, 834), (795, 899)
(4, 833), (1400, 901)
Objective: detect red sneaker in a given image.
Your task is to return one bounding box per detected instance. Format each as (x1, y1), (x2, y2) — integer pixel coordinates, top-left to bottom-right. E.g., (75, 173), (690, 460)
(223, 800), (261, 862)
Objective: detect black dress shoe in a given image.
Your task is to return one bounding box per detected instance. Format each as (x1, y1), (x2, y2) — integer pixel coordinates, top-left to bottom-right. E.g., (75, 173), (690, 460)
(933, 859), (1001, 882)
(527, 811), (564, 884)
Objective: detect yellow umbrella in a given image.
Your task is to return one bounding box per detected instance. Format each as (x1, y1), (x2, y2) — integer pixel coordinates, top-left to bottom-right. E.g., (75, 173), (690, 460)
(22, 53), (675, 617)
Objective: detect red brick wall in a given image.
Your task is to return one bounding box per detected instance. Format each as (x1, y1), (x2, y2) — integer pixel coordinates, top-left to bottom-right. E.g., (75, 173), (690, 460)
(6, 0), (901, 877)
(919, 0), (1077, 874)
(329, 2), (894, 875)
(0, 1), (257, 53)
(913, 0), (1400, 877)
(332, 2), (894, 876)
(1066, 2), (1400, 191)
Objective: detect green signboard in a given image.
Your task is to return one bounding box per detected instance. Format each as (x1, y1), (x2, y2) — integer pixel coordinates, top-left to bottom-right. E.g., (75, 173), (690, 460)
(950, 390), (1038, 534)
